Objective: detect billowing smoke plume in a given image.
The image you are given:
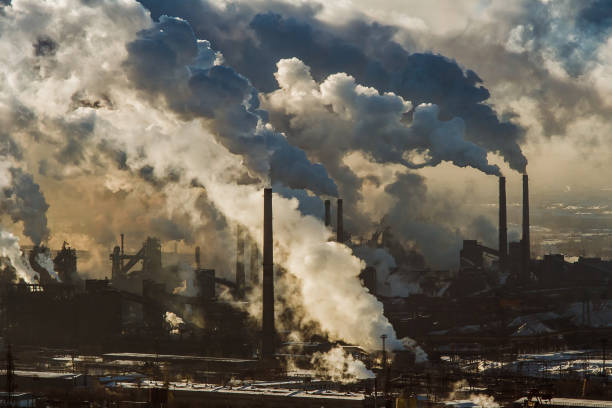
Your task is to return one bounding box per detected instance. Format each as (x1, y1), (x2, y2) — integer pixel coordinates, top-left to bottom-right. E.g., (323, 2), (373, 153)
(211, 186), (403, 351)
(262, 58), (504, 269)
(35, 250), (61, 282)
(136, 0), (527, 172)
(310, 346), (375, 383)
(266, 57), (501, 175)
(0, 228), (38, 283)
(3, 167), (50, 245)
(0, 165), (50, 245)
(123, 16), (337, 197)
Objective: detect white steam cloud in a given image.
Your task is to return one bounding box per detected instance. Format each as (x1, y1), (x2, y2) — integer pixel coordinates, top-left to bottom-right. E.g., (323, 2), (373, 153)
(310, 346), (375, 383)
(265, 57), (501, 176)
(0, 228), (38, 283)
(35, 251), (61, 282)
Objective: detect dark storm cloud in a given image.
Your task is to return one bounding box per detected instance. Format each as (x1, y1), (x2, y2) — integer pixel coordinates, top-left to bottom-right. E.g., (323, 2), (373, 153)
(123, 15), (338, 196)
(136, 0), (527, 172)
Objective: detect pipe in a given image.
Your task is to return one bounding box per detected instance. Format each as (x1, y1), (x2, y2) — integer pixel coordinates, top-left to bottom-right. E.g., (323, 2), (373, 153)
(324, 199), (331, 227)
(499, 177), (508, 272)
(262, 188), (275, 359)
(522, 174), (530, 279)
(337, 198), (343, 243)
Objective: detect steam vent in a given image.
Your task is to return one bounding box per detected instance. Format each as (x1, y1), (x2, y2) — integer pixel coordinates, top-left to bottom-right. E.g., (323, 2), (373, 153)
(1, 1), (611, 406)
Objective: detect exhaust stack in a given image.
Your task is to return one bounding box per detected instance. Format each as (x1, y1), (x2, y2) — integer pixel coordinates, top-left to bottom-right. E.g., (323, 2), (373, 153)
(324, 200), (331, 227)
(522, 174), (530, 279)
(262, 188), (275, 359)
(337, 198), (343, 243)
(499, 177), (508, 272)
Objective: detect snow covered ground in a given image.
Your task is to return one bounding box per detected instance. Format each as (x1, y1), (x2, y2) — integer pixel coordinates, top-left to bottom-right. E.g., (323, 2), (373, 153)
(446, 350), (611, 378)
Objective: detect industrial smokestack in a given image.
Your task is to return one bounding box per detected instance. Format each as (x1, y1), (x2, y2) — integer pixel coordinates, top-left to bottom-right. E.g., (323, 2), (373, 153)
(324, 199), (331, 227)
(195, 246), (201, 269)
(499, 177), (508, 272)
(262, 188), (275, 359)
(522, 174), (530, 279)
(236, 225), (245, 298)
(337, 198), (343, 243)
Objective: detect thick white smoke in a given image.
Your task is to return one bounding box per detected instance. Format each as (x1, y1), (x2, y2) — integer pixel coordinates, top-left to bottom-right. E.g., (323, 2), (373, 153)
(0, 228), (38, 283)
(35, 251), (61, 282)
(265, 58), (501, 176)
(205, 184), (403, 351)
(310, 346), (375, 383)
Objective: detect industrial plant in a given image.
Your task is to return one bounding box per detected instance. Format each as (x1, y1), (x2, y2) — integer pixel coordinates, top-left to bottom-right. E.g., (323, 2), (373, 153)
(0, 176), (610, 408)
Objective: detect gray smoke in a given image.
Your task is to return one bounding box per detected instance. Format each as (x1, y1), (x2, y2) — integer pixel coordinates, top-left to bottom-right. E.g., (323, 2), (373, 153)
(267, 58), (501, 176)
(136, 0), (527, 172)
(123, 16), (337, 196)
(1, 167), (50, 245)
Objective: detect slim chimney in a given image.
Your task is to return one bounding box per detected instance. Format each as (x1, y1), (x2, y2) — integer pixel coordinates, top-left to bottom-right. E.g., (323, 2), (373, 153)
(336, 198), (343, 243)
(262, 188), (275, 359)
(522, 174), (530, 279)
(499, 177), (508, 272)
(195, 246), (201, 269)
(324, 200), (331, 227)
(120, 233), (125, 269)
(236, 225), (245, 298)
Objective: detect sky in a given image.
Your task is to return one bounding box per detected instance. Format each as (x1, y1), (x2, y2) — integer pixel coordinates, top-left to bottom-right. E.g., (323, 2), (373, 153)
(1, 0), (612, 281)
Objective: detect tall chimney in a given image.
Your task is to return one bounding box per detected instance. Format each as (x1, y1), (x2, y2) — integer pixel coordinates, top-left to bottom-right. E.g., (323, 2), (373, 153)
(499, 177), (508, 272)
(336, 198), (343, 243)
(235, 225), (245, 297)
(195, 246), (201, 269)
(120, 233), (125, 270)
(324, 200), (331, 227)
(262, 188), (275, 359)
(522, 174), (530, 279)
